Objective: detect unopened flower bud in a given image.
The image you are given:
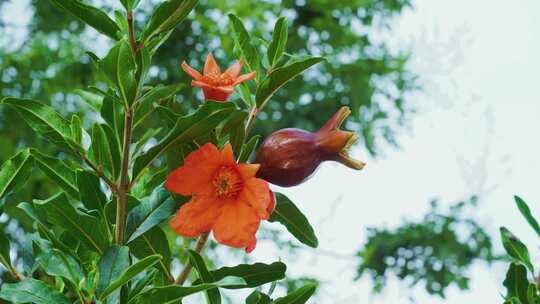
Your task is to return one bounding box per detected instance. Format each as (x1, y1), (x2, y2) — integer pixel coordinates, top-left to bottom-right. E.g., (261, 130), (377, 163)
(255, 106), (365, 187)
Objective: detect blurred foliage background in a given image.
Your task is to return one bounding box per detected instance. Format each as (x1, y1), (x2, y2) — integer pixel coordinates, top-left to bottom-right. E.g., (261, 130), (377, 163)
(0, 0), (496, 301)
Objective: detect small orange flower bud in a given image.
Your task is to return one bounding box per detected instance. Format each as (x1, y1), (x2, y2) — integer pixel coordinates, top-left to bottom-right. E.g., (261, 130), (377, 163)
(181, 53), (256, 102)
(255, 106), (365, 187)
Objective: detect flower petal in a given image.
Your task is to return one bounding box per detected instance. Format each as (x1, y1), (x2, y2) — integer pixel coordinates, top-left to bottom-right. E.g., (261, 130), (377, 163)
(181, 61), (203, 80)
(233, 71), (256, 85)
(165, 143), (221, 196)
(212, 200), (260, 249)
(170, 195), (223, 237)
(240, 178), (272, 219)
(224, 60), (243, 78)
(239, 163), (260, 180)
(204, 53), (221, 75)
(220, 143), (236, 166)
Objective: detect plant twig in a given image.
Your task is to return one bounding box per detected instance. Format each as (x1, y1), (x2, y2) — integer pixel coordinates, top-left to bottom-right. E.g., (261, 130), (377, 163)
(80, 154), (117, 192)
(116, 107), (134, 244)
(175, 232), (210, 285)
(245, 106), (259, 135)
(127, 11), (138, 53)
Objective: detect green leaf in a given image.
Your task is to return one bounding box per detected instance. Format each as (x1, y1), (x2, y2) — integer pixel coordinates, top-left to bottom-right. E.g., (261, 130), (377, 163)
(70, 115), (83, 145)
(97, 245), (130, 300)
(131, 284), (226, 304)
(129, 227), (172, 282)
(33, 193), (109, 254)
(99, 254), (162, 300)
(527, 283), (538, 304)
(100, 93), (124, 147)
(246, 291), (272, 304)
(188, 250), (221, 304)
(133, 128), (162, 158)
(238, 135), (260, 163)
(120, 0), (141, 10)
(0, 148), (33, 199)
(125, 187), (176, 243)
(0, 278), (70, 304)
(142, 0), (198, 44)
(198, 262), (287, 289)
(75, 88), (103, 111)
(228, 14), (260, 77)
(132, 101), (236, 182)
(269, 193), (318, 248)
(1, 98), (81, 153)
(131, 168), (167, 199)
(500, 227), (534, 274)
(267, 17), (288, 67)
(134, 84), (185, 129)
(37, 249), (85, 287)
(48, 0), (121, 40)
(237, 82), (254, 108)
(274, 283), (317, 304)
(503, 263), (529, 304)
(77, 169), (107, 211)
(221, 111), (248, 154)
(514, 195), (540, 238)
(101, 40), (138, 106)
(30, 149), (79, 199)
(255, 56), (325, 108)
(89, 123), (118, 179)
(0, 232), (14, 276)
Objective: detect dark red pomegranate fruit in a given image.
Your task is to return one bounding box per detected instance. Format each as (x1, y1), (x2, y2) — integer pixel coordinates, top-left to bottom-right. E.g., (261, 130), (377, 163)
(255, 106), (365, 187)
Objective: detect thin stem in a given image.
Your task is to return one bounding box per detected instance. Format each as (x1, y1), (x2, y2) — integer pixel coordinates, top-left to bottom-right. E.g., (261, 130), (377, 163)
(80, 154), (117, 192)
(245, 106), (259, 135)
(127, 11), (138, 53)
(175, 232), (210, 285)
(116, 107), (134, 244)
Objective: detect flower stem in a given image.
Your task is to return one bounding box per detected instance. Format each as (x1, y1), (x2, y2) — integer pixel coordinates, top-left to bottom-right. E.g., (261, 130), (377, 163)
(175, 232), (210, 285)
(116, 107), (134, 244)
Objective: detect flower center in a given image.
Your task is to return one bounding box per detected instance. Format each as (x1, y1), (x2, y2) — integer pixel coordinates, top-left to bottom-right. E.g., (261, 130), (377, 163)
(212, 166), (243, 199)
(202, 72), (234, 87)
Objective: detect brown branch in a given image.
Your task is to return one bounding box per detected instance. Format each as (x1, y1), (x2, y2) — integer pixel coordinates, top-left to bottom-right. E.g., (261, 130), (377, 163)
(127, 11), (138, 53)
(116, 107), (134, 244)
(175, 232), (210, 285)
(80, 154), (118, 192)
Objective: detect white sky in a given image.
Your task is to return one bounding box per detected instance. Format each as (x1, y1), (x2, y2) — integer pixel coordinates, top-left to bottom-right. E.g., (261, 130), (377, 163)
(248, 0), (540, 303)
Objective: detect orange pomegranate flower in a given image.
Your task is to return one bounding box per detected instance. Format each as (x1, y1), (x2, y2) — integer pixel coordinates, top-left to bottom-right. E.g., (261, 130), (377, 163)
(181, 53), (256, 102)
(166, 142), (274, 252)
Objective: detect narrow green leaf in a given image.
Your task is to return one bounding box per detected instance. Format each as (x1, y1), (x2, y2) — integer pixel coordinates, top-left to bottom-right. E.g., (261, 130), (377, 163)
(132, 101), (236, 182)
(527, 283), (538, 304)
(0, 278), (70, 304)
(0, 232), (14, 276)
(33, 193), (109, 254)
(89, 123), (117, 179)
(31, 149), (79, 199)
(125, 187), (176, 243)
(129, 227), (172, 281)
(221, 111), (248, 153)
(238, 135), (260, 163)
(274, 283), (317, 304)
(246, 291), (272, 304)
(1, 98), (81, 153)
(514, 195), (540, 238)
(133, 128), (162, 158)
(188, 250), (221, 304)
(267, 17), (288, 66)
(500, 227), (534, 274)
(75, 88), (103, 111)
(142, 0), (198, 43)
(70, 115), (83, 145)
(269, 193), (318, 248)
(100, 93), (124, 147)
(134, 84), (185, 129)
(0, 149), (33, 199)
(97, 245), (130, 301)
(503, 263), (529, 304)
(131, 284), (225, 304)
(48, 0), (121, 40)
(99, 254), (162, 300)
(228, 14), (260, 77)
(120, 0), (141, 10)
(197, 262), (287, 289)
(255, 57), (324, 108)
(237, 82), (254, 108)
(77, 170), (107, 211)
(101, 40), (138, 106)
(37, 249), (85, 287)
